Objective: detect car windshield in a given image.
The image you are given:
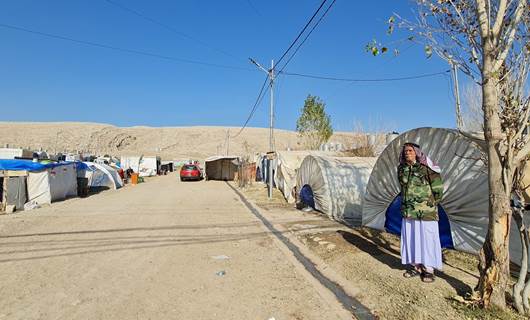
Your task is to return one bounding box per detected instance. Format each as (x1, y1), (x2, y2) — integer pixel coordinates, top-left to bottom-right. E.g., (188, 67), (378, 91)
(182, 165), (197, 170)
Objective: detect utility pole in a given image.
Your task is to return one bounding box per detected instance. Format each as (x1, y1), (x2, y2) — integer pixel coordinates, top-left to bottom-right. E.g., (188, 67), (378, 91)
(451, 61), (464, 130)
(250, 58), (275, 199)
(268, 60), (275, 200)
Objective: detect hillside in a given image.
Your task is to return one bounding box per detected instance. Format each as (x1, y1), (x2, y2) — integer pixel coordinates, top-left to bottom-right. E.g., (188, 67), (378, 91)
(0, 122), (355, 160)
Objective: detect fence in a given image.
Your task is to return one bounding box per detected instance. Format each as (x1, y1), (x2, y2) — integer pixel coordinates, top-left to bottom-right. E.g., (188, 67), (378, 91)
(236, 161), (256, 188)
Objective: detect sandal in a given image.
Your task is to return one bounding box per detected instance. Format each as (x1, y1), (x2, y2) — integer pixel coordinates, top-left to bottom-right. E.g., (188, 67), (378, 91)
(403, 267), (421, 278)
(421, 271), (435, 283)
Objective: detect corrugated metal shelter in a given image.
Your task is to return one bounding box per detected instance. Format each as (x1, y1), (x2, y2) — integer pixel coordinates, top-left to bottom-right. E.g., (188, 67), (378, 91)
(205, 156), (239, 181)
(361, 127), (529, 265)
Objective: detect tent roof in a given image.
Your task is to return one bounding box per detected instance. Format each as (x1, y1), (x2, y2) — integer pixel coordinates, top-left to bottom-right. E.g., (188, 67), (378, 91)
(0, 159), (79, 171)
(205, 156), (239, 162)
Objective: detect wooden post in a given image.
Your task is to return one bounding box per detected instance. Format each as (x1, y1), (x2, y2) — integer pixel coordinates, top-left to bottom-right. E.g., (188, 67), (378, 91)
(1, 171), (7, 214)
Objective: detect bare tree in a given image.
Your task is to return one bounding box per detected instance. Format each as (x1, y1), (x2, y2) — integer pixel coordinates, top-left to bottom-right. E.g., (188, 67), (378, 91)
(380, 0), (530, 311)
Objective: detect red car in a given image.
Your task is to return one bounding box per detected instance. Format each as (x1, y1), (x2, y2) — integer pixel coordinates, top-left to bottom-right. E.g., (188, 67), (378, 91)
(180, 164), (203, 181)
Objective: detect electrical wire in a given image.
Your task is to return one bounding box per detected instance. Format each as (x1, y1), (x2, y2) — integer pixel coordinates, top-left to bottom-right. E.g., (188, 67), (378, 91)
(274, 0), (328, 68)
(279, 69), (451, 82)
(104, 0), (246, 64)
(231, 75), (270, 138)
(0, 22), (253, 71)
(276, 0), (337, 73)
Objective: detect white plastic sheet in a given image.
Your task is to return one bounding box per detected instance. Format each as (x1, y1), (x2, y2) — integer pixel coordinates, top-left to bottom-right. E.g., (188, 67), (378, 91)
(296, 156), (376, 226)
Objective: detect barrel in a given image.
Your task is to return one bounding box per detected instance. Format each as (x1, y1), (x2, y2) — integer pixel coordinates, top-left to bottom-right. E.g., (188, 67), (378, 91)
(131, 173), (139, 185)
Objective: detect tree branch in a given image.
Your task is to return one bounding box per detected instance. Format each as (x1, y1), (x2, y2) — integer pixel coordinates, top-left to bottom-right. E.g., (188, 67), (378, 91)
(492, 0), (509, 38)
(493, 0), (528, 71)
(476, 0), (492, 38)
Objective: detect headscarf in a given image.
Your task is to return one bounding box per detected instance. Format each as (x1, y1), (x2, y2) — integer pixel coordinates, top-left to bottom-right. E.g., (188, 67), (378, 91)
(400, 142), (441, 173)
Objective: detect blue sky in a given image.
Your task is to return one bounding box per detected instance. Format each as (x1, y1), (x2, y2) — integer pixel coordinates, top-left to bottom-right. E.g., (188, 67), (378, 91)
(0, 0), (462, 133)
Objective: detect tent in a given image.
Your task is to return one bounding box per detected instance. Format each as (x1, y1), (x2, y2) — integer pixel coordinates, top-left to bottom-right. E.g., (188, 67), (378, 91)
(361, 127), (530, 265)
(275, 151), (343, 203)
(256, 154), (277, 185)
(140, 156), (160, 177)
(0, 148), (34, 159)
(0, 160), (78, 206)
(362, 127), (488, 253)
(296, 155), (376, 226)
(205, 156), (239, 181)
(120, 156), (160, 177)
(79, 162), (123, 190)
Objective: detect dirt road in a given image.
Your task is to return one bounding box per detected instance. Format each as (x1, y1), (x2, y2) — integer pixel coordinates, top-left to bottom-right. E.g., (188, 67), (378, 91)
(0, 176), (353, 320)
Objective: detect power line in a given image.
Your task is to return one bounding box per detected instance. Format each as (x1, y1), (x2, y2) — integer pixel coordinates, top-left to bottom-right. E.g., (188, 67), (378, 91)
(274, 0), (328, 68)
(0, 22), (253, 71)
(277, 0), (337, 73)
(104, 0), (245, 64)
(279, 69), (451, 82)
(231, 75), (270, 138)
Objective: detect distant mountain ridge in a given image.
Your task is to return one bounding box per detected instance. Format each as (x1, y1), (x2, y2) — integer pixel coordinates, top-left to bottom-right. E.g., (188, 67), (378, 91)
(0, 122), (354, 160)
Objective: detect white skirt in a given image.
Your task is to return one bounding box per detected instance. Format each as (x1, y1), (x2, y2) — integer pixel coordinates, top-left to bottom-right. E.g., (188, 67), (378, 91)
(401, 218), (443, 270)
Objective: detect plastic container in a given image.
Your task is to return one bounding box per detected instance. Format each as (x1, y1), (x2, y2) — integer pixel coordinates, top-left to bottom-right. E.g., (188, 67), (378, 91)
(131, 173), (139, 185)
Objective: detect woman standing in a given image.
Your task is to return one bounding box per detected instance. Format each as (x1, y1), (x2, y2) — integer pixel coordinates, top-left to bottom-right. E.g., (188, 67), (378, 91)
(399, 142), (444, 283)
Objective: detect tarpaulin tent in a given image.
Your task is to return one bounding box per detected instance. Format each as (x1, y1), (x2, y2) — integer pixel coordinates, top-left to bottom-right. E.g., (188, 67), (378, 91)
(256, 154), (277, 185)
(296, 155), (376, 226)
(0, 160), (78, 206)
(120, 156), (160, 177)
(205, 156), (239, 181)
(140, 156), (160, 177)
(79, 162), (123, 190)
(361, 127), (530, 265)
(275, 151), (343, 203)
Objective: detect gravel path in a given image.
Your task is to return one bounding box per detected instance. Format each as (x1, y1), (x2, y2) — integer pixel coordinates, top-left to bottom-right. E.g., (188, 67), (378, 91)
(0, 176), (351, 320)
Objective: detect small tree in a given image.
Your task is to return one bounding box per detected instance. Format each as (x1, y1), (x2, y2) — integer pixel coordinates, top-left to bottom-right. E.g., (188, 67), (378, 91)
(296, 95), (333, 150)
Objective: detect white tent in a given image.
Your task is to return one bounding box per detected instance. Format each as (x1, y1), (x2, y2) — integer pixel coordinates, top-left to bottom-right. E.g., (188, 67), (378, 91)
(139, 156), (159, 177)
(120, 156), (159, 177)
(275, 151), (343, 203)
(80, 162), (123, 190)
(361, 127), (529, 265)
(0, 148), (34, 159)
(120, 156), (141, 173)
(27, 162), (78, 205)
(296, 155), (376, 226)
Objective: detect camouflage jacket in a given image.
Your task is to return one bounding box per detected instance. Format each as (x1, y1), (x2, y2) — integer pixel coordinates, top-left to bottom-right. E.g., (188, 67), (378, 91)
(398, 162), (443, 221)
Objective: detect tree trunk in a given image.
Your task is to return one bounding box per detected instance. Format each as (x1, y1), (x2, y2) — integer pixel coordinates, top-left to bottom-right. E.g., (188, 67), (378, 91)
(512, 208), (528, 314)
(477, 47), (511, 309)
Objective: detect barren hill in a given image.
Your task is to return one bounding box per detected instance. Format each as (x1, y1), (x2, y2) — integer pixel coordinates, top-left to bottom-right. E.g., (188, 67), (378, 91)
(0, 122), (354, 160)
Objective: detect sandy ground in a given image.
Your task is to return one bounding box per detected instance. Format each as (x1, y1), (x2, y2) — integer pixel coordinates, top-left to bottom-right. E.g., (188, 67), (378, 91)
(0, 176), (353, 320)
(238, 183), (526, 320)
(0, 122), (356, 160)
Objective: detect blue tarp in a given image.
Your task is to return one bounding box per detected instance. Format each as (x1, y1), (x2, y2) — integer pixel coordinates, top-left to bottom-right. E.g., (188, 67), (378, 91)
(0, 159), (81, 172)
(384, 195), (454, 249)
(300, 184), (315, 208)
